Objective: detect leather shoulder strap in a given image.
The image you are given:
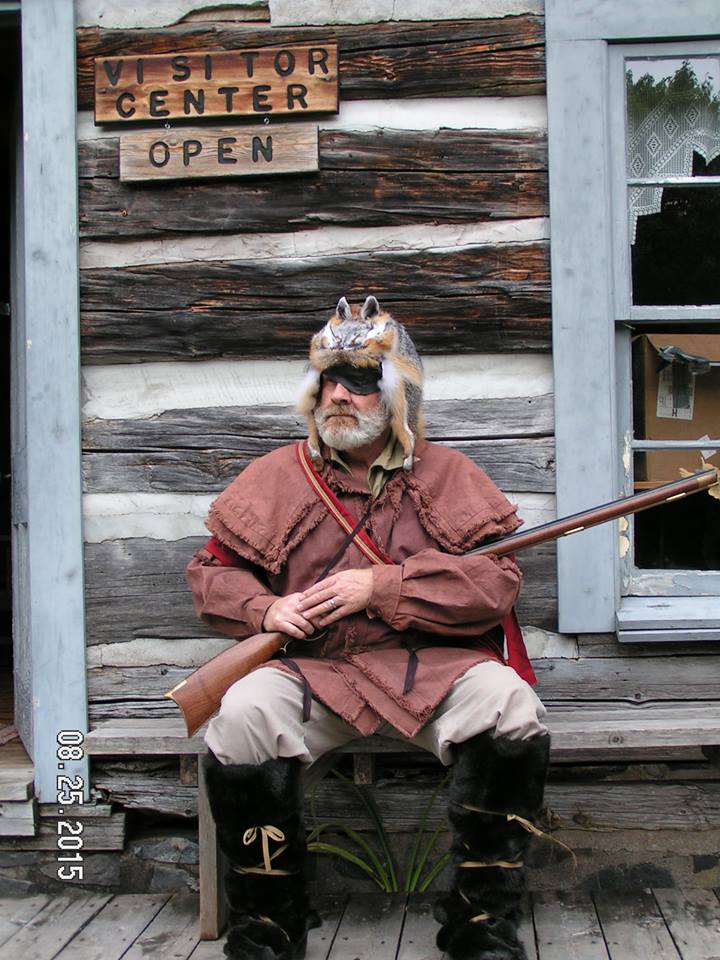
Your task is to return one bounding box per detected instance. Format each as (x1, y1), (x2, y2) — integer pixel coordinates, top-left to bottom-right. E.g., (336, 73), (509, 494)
(296, 440), (394, 566)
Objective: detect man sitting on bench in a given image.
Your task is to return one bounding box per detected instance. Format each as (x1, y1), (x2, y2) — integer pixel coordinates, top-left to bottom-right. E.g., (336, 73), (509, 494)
(186, 295), (549, 960)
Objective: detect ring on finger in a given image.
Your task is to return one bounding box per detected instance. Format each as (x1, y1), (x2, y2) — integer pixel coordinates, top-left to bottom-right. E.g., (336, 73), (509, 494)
(328, 597), (337, 610)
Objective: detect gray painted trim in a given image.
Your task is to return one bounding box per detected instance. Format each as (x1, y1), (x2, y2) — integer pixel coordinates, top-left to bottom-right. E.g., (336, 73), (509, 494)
(628, 306), (720, 321)
(617, 595), (720, 629)
(19, 0), (88, 801)
(546, 0), (720, 42)
(547, 38), (618, 632)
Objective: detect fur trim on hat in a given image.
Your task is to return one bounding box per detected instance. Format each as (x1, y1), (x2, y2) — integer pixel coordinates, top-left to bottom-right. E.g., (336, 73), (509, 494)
(297, 295), (424, 471)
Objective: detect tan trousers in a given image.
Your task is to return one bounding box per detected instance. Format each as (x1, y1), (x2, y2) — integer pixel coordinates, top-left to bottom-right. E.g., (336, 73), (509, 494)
(205, 660), (548, 767)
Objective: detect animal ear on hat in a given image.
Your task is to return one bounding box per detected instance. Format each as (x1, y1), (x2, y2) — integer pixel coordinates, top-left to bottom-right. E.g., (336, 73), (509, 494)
(361, 295), (380, 320)
(336, 296), (352, 322)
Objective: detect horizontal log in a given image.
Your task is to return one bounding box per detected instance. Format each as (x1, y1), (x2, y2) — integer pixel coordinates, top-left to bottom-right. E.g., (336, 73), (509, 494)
(577, 635), (720, 659)
(79, 169), (547, 240)
(83, 535), (556, 646)
(88, 652), (720, 708)
(80, 244), (551, 362)
(534, 656), (720, 703)
(82, 437), (555, 494)
(77, 18), (545, 110)
(0, 810), (126, 852)
(317, 129), (548, 172)
(92, 760), (199, 818)
(78, 129), (548, 181)
(82, 397), (555, 449)
(81, 355), (554, 419)
(311, 780), (720, 831)
(88, 759), (720, 830)
(81, 703), (720, 758)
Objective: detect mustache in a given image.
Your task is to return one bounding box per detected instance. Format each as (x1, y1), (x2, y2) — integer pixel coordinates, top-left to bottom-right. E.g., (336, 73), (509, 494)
(317, 403), (357, 421)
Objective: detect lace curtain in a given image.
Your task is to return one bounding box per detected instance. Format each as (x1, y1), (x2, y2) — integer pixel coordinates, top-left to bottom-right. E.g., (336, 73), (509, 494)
(627, 64), (720, 243)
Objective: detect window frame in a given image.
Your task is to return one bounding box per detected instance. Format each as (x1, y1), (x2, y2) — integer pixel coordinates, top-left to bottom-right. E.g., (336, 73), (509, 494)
(610, 42), (720, 600)
(546, 0), (720, 637)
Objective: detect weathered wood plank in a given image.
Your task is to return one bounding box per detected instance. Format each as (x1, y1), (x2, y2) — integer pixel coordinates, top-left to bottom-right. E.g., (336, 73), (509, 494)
(80, 354), (554, 419)
(534, 656), (720, 703)
(197, 758), (225, 940)
(518, 898), (537, 960)
(90, 757), (720, 828)
(84, 537), (215, 644)
(0, 799), (36, 837)
(84, 703), (720, 757)
(53, 894), (170, 960)
(78, 129), (549, 181)
(0, 768), (34, 802)
(88, 648), (720, 713)
(327, 892), (406, 960)
(318, 128), (548, 173)
(0, 807), (125, 851)
(578, 633), (720, 659)
(653, 888), (720, 960)
(306, 895), (346, 960)
(122, 893), (199, 960)
(82, 537), (555, 646)
(0, 897), (50, 950)
(593, 890), (678, 960)
(532, 891), (608, 960)
(94, 46), (338, 125)
(0, 895), (112, 960)
(81, 437), (555, 494)
(119, 124), (320, 183)
(76, 19), (546, 109)
(397, 897), (443, 960)
(79, 169), (547, 240)
(308, 781), (720, 832)
(82, 397), (555, 448)
(93, 761), (200, 818)
(80, 245), (551, 362)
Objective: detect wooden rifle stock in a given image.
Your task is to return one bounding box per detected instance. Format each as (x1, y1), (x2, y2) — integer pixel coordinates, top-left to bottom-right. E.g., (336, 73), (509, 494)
(166, 467), (719, 736)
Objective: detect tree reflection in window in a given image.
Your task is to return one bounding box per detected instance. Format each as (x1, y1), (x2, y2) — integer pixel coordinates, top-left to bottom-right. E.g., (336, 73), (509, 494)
(626, 58), (720, 305)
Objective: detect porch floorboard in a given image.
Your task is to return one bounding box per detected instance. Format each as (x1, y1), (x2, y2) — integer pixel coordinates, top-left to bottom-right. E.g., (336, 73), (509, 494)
(0, 889), (718, 959)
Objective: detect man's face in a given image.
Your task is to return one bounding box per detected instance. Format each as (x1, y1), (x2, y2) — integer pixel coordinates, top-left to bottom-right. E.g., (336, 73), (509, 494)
(315, 377), (390, 450)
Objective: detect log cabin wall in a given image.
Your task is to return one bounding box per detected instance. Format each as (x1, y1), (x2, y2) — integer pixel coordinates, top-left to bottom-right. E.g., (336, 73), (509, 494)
(77, 1), (558, 725)
(73, 2), (720, 893)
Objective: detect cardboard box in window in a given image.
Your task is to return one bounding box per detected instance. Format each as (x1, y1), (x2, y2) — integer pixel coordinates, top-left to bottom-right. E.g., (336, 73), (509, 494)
(637, 333), (720, 484)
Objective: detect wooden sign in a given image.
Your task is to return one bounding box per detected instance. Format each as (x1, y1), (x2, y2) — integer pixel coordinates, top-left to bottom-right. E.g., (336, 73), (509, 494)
(119, 123), (319, 182)
(94, 44), (338, 124)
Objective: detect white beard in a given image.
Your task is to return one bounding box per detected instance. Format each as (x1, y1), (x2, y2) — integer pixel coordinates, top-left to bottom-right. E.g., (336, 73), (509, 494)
(314, 401), (389, 451)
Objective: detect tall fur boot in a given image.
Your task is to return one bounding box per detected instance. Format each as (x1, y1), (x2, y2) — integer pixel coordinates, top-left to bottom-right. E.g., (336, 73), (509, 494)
(203, 752), (320, 960)
(435, 731), (550, 960)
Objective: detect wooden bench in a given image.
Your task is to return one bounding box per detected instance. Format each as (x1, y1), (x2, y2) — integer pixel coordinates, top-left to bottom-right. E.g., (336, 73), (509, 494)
(85, 701), (720, 940)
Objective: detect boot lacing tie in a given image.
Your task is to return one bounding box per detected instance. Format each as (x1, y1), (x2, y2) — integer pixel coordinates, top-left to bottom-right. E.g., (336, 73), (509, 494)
(457, 802), (577, 866)
(458, 889), (493, 924)
(459, 856), (524, 869)
(231, 825), (295, 876)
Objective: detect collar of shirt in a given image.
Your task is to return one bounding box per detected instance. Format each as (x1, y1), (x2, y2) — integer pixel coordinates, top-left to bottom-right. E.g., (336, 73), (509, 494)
(326, 434), (406, 498)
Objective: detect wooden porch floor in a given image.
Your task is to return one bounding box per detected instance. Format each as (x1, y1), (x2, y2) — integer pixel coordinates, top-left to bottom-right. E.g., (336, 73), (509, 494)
(0, 889), (719, 959)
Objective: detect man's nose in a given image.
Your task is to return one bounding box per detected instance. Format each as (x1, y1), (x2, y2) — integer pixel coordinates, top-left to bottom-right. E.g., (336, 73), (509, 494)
(330, 381), (353, 403)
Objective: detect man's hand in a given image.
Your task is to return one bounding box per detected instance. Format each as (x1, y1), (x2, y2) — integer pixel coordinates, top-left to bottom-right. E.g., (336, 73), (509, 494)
(298, 568), (374, 627)
(262, 592), (316, 640)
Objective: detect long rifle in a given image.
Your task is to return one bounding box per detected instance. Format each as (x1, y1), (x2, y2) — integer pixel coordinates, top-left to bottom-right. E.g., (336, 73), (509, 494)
(167, 467), (719, 736)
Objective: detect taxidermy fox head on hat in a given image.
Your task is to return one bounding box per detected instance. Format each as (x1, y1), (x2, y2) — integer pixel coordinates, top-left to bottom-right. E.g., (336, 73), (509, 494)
(297, 295), (424, 471)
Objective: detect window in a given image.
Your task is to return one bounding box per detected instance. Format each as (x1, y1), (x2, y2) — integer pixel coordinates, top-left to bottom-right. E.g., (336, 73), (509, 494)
(546, 4), (720, 639)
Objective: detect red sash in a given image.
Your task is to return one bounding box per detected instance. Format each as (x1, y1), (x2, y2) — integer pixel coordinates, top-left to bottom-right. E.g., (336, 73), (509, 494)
(295, 440), (536, 685)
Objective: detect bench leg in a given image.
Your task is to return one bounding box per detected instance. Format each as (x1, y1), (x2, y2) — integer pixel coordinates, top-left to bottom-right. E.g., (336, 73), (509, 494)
(198, 752), (227, 940)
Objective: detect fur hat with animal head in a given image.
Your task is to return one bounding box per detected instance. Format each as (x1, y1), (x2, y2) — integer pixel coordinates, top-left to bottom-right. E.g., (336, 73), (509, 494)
(298, 295), (424, 471)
